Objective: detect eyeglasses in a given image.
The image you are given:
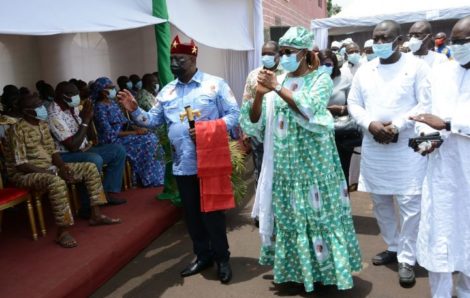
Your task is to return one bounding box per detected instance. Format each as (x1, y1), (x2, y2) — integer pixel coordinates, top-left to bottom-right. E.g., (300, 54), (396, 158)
(449, 37), (470, 45)
(279, 49), (300, 56)
(321, 62), (333, 67)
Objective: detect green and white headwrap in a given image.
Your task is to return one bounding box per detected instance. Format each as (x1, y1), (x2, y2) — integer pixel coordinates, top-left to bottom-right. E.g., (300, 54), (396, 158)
(279, 26), (314, 51)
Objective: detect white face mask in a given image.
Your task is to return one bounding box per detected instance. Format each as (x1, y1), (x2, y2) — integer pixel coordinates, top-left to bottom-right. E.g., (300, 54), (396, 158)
(450, 43), (470, 66)
(408, 37), (424, 53)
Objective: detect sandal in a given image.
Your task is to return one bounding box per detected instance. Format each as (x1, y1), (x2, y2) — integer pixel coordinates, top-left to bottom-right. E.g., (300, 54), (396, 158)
(55, 231), (78, 248)
(89, 215), (122, 226)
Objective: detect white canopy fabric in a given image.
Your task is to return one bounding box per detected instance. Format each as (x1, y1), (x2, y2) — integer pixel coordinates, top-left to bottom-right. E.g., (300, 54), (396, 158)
(0, 0), (165, 35)
(311, 0), (470, 49)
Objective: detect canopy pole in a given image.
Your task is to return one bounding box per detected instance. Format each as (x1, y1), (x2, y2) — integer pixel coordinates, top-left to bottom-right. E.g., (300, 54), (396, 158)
(153, 0), (181, 205)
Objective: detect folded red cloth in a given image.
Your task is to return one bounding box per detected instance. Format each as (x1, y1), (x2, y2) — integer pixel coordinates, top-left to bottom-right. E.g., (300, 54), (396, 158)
(195, 119), (235, 212)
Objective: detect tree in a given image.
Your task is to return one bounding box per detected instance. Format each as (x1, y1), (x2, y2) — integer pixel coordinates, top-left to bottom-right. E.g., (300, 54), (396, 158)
(327, 0), (342, 17)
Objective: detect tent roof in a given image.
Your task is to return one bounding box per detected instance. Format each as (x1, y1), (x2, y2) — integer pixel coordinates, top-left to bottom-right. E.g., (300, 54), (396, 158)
(0, 0), (255, 51)
(0, 0), (165, 35)
(312, 0), (470, 35)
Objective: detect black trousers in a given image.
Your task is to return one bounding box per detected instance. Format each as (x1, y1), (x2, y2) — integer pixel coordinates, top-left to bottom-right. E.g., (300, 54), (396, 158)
(175, 175), (230, 263)
(334, 136), (354, 185)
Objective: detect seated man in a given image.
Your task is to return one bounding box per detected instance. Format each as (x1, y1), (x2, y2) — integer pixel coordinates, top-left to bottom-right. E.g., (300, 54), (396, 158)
(5, 93), (121, 248)
(136, 73), (159, 112)
(47, 82), (127, 218)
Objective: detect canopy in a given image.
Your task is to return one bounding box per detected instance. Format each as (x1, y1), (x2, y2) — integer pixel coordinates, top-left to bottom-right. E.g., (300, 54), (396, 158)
(0, 0), (165, 35)
(311, 0), (470, 49)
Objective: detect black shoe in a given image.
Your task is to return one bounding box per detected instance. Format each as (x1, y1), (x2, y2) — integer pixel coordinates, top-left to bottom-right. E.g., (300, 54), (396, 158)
(217, 261), (232, 284)
(180, 259), (213, 277)
(372, 250), (398, 265)
(398, 262), (415, 288)
(107, 197), (127, 205)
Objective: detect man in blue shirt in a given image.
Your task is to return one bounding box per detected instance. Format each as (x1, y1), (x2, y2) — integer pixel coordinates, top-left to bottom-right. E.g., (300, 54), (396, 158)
(118, 36), (239, 283)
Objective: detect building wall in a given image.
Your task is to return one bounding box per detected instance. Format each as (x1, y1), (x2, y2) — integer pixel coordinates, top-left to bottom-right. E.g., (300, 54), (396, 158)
(263, 0), (327, 30)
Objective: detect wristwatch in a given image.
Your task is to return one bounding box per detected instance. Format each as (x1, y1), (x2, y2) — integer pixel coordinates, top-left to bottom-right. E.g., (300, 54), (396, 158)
(444, 120), (451, 131)
(274, 84), (282, 93)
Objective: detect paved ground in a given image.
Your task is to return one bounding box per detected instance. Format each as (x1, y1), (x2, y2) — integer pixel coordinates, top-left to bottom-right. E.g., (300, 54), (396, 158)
(92, 185), (439, 298)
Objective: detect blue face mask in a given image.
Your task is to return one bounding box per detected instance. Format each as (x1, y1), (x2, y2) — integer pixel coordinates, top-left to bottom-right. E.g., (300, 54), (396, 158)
(47, 96), (54, 101)
(261, 55), (276, 69)
(32, 105), (48, 121)
(107, 88), (117, 99)
(65, 94), (81, 107)
(280, 53), (302, 72)
(126, 81), (133, 90)
(135, 81), (143, 90)
(366, 53), (377, 61)
(339, 47), (346, 56)
(318, 65), (333, 76)
(347, 53), (361, 65)
(372, 40), (397, 59)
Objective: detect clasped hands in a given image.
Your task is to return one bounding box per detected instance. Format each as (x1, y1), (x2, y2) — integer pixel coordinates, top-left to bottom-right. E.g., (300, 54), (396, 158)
(256, 69), (278, 96)
(368, 121), (398, 144)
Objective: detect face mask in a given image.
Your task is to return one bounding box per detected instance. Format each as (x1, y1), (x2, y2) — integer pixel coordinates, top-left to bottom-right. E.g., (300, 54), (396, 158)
(31, 105), (48, 121)
(450, 43), (470, 66)
(347, 53), (361, 65)
(47, 96), (54, 101)
(107, 88), (117, 99)
(336, 53), (344, 68)
(372, 40), (396, 59)
(318, 65), (333, 76)
(280, 53), (302, 72)
(339, 47), (346, 56)
(65, 94), (81, 107)
(126, 81), (133, 90)
(261, 55), (276, 69)
(366, 53), (377, 61)
(408, 37), (424, 53)
(135, 81), (143, 90)
(155, 83), (160, 93)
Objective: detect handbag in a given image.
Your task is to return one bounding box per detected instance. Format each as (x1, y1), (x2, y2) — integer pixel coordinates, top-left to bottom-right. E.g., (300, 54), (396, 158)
(334, 115), (363, 148)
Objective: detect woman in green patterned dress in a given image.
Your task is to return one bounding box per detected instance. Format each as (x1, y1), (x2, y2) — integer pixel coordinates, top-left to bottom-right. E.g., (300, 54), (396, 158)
(240, 27), (362, 292)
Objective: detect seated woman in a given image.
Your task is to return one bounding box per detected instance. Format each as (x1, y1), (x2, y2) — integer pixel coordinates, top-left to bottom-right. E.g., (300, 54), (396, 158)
(91, 77), (164, 187)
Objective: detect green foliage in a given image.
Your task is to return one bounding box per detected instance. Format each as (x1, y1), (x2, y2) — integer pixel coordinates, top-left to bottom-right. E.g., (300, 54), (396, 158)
(229, 141), (247, 206)
(327, 0), (342, 17)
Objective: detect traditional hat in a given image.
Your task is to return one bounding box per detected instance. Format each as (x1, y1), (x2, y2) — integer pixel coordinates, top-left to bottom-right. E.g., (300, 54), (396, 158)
(364, 39), (374, 48)
(279, 26), (314, 50)
(331, 40), (342, 48)
(171, 35), (198, 56)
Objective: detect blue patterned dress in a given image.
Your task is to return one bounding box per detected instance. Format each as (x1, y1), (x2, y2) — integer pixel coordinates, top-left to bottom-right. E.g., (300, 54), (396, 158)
(94, 100), (164, 187)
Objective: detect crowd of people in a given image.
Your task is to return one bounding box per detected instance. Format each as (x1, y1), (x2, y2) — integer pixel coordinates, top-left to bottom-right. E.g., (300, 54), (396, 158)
(0, 72), (166, 247)
(0, 13), (469, 298)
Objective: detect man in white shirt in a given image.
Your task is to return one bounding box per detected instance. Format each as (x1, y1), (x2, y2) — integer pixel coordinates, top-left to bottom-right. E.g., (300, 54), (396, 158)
(348, 20), (431, 288)
(407, 21), (448, 68)
(411, 16), (470, 298)
(363, 39), (376, 62)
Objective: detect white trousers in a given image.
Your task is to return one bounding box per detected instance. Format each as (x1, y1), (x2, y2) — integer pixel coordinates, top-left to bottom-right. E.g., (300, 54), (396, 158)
(429, 272), (470, 298)
(371, 194), (421, 265)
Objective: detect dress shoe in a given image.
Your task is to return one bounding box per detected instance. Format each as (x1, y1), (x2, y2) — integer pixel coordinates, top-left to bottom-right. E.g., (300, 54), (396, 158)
(180, 259), (213, 277)
(372, 250), (397, 265)
(398, 262), (415, 287)
(217, 261), (232, 284)
(107, 197), (127, 205)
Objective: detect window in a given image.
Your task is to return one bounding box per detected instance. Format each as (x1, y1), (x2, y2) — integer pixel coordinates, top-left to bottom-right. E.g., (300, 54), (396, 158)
(318, 0), (323, 8)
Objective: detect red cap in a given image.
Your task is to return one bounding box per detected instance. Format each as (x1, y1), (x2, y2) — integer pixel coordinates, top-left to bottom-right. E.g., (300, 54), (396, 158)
(170, 35), (198, 56)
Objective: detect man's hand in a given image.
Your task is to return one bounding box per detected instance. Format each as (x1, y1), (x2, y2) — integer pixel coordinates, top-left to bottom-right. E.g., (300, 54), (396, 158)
(369, 121), (396, 144)
(117, 89), (138, 112)
(255, 83), (271, 96)
(410, 114), (446, 130)
(189, 128), (196, 142)
(79, 99), (94, 124)
(58, 165), (75, 183)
